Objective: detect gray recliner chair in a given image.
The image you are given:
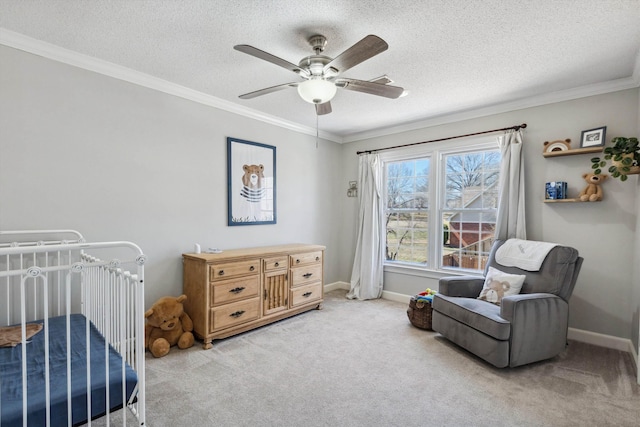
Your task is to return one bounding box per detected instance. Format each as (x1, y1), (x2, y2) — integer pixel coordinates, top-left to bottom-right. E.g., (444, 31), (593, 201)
(432, 240), (583, 368)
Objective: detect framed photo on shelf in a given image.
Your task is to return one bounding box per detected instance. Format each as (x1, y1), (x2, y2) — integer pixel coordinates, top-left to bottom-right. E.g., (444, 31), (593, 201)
(580, 126), (606, 148)
(227, 137), (276, 226)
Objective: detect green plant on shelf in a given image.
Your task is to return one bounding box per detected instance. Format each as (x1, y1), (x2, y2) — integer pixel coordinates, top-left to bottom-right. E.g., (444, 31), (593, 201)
(590, 136), (639, 181)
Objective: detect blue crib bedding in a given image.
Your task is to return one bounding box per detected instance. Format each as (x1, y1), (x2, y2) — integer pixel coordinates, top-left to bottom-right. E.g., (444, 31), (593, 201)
(0, 314), (138, 427)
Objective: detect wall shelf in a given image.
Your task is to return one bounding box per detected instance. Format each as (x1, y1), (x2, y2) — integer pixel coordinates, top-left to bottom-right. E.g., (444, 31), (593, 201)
(543, 198), (601, 203)
(542, 146), (603, 158)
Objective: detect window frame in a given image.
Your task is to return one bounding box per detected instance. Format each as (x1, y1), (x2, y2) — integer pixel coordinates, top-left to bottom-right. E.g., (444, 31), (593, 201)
(380, 135), (501, 276)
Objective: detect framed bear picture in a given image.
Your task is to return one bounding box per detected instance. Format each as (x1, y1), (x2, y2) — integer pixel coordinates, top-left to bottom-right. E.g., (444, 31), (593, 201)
(227, 137), (276, 226)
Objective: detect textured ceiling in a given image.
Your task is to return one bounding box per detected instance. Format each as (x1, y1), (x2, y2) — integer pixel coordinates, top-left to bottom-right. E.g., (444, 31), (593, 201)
(1, 0), (639, 142)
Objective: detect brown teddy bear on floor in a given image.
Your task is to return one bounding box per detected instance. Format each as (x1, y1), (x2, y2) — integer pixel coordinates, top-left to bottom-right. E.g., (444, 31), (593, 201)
(579, 173), (608, 202)
(145, 294), (195, 358)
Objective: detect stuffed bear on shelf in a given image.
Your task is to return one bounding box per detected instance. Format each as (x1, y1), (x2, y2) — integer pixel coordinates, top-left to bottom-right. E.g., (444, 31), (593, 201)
(579, 172), (608, 202)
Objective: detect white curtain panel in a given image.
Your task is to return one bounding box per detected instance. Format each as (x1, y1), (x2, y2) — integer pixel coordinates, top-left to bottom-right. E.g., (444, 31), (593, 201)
(495, 129), (527, 240)
(348, 153), (384, 300)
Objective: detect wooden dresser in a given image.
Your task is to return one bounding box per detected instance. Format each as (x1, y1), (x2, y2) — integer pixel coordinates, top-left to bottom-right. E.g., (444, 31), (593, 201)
(183, 244), (325, 349)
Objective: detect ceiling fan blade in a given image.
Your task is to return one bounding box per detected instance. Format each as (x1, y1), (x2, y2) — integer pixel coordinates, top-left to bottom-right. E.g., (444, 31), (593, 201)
(323, 35), (388, 74)
(234, 45), (310, 78)
(336, 78), (404, 99)
(369, 75), (393, 85)
(239, 82), (299, 99)
(315, 102), (332, 115)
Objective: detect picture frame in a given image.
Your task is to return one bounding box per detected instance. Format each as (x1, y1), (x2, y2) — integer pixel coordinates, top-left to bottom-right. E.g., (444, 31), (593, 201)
(227, 137), (276, 226)
(347, 181), (358, 197)
(580, 126), (606, 148)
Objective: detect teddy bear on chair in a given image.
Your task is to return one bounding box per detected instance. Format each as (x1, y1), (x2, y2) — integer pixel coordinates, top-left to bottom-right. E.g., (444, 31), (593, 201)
(478, 280), (511, 305)
(145, 294), (195, 358)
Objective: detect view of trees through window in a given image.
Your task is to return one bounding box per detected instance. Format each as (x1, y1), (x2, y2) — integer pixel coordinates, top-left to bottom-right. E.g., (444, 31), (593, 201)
(385, 148), (501, 272)
(386, 158), (430, 264)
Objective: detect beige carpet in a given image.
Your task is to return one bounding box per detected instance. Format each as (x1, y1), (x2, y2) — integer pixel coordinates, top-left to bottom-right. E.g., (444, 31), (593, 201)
(99, 289), (639, 426)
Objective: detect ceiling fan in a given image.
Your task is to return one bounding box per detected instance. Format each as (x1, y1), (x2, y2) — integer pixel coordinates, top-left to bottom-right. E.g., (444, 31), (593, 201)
(234, 34), (405, 115)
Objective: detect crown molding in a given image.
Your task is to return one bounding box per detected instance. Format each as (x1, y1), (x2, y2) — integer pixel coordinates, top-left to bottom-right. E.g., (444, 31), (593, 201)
(344, 47), (640, 143)
(343, 75), (640, 143)
(0, 28), (343, 143)
(2, 28), (638, 145)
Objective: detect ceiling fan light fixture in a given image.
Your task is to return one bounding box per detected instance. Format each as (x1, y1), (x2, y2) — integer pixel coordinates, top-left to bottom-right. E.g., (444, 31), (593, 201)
(297, 78), (337, 104)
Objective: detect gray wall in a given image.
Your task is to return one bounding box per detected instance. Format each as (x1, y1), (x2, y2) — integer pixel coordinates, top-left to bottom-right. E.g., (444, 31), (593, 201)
(633, 92), (640, 359)
(339, 89), (640, 341)
(0, 45), (344, 306)
(1, 43), (639, 345)
(634, 167), (640, 363)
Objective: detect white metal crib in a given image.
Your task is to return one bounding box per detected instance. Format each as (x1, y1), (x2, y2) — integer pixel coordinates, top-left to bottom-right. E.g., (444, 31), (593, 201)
(0, 230), (146, 426)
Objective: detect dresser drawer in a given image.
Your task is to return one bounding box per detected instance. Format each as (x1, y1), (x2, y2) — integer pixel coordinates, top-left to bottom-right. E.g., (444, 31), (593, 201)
(290, 263), (323, 287)
(290, 282), (322, 308)
(211, 275), (260, 306)
(290, 251), (322, 267)
(209, 259), (260, 281)
(210, 297), (260, 331)
(263, 256), (288, 272)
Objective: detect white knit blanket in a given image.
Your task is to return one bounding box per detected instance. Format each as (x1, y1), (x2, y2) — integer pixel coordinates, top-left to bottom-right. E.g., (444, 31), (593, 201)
(495, 239), (558, 271)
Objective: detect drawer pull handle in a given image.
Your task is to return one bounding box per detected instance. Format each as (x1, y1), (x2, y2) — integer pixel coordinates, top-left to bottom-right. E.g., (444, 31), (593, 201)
(302, 292), (313, 298)
(303, 273), (313, 278)
(249, 266), (255, 271)
(296, 259), (300, 264)
(229, 287), (245, 294)
(219, 270), (224, 276)
(274, 262), (279, 267)
(230, 310), (245, 318)
(315, 256), (320, 261)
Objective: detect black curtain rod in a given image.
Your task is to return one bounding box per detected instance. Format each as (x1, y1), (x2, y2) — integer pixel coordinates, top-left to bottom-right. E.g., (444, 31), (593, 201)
(356, 123), (527, 155)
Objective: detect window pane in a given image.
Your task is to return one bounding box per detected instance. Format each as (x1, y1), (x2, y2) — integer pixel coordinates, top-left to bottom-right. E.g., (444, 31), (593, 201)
(481, 172), (500, 208)
(441, 149), (500, 272)
(442, 210), (495, 270)
(385, 158), (430, 265)
(386, 212), (428, 264)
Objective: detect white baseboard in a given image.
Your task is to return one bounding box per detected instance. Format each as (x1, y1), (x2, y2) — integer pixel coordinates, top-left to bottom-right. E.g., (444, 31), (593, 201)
(324, 283), (412, 303)
(630, 341), (639, 383)
(325, 283), (415, 302)
(326, 285), (639, 379)
(326, 284), (415, 305)
(324, 281), (349, 292)
(567, 327), (632, 352)
(568, 328), (638, 378)
(381, 290), (412, 304)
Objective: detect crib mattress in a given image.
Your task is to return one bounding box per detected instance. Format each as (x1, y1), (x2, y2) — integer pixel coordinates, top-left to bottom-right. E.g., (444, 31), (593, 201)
(0, 314), (138, 427)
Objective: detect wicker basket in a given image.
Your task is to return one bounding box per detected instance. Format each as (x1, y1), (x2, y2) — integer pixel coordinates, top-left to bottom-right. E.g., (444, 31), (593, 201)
(407, 296), (433, 330)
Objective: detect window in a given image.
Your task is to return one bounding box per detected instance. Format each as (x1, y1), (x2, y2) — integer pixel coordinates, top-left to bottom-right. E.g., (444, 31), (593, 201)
(383, 139), (501, 273)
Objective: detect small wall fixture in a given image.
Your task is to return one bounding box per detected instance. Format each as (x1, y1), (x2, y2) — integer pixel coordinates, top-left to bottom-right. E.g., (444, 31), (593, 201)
(347, 181), (358, 197)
